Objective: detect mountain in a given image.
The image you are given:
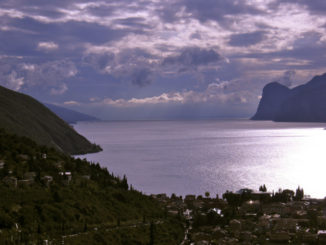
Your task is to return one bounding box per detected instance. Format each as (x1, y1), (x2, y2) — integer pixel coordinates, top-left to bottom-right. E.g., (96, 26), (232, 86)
(0, 85), (101, 154)
(252, 73), (326, 122)
(44, 103), (99, 124)
(251, 82), (290, 120)
(0, 129), (184, 244)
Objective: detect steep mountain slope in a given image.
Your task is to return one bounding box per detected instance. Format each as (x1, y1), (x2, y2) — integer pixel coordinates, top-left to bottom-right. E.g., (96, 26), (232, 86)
(0, 129), (184, 244)
(0, 85), (101, 154)
(44, 103), (99, 124)
(252, 73), (326, 122)
(251, 82), (290, 120)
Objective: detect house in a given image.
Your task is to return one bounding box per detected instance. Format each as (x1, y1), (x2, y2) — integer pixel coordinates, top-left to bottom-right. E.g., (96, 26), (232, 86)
(258, 215), (271, 231)
(236, 188), (254, 195)
(317, 216), (326, 228)
(18, 179), (34, 187)
(151, 193), (168, 203)
(273, 218), (297, 233)
(17, 154), (29, 161)
(59, 172), (72, 184)
(263, 202), (290, 216)
(229, 219), (242, 233)
(251, 191), (272, 201)
(241, 200), (261, 214)
(318, 230), (326, 242)
(23, 172), (36, 180)
(3, 177), (17, 188)
(193, 200), (204, 209)
(211, 226), (226, 240)
(42, 176), (53, 187)
(54, 161), (63, 169)
(183, 209), (192, 220)
(185, 195), (196, 202)
(168, 210), (179, 216)
(59, 172), (72, 180)
(300, 231), (317, 243)
(269, 231), (290, 243)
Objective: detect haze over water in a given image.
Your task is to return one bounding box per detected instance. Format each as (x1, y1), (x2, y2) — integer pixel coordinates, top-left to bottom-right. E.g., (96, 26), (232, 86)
(75, 120), (326, 198)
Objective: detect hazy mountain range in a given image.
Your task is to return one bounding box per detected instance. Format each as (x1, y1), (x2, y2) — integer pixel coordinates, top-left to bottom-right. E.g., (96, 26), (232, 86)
(44, 103), (99, 124)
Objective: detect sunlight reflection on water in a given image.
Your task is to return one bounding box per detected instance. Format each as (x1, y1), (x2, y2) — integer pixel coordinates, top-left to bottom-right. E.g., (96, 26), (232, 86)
(74, 120), (326, 198)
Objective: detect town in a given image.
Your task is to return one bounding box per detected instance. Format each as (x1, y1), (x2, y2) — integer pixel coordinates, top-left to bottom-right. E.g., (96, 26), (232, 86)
(152, 186), (326, 244)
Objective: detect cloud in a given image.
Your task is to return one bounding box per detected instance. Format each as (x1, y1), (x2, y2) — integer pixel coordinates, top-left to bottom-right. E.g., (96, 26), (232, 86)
(37, 41), (58, 51)
(101, 92), (183, 107)
(270, 0), (326, 15)
(1, 0), (326, 119)
(0, 57), (77, 94)
(163, 47), (223, 72)
(83, 52), (115, 72)
(131, 67), (153, 87)
(83, 48), (157, 87)
(64, 100), (80, 106)
(5, 71), (24, 91)
(229, 31), (266, 47)
(50, 83), (68, 95)
(275, 70), (296, 87)
(23, 60), (77, 87)
(158, 0), (263, 25)
(96, 81), (255, 107)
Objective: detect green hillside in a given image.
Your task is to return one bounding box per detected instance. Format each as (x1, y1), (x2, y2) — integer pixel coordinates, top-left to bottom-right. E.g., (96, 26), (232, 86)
(0, 85), (101, 154)
(0, 129), (184, 244)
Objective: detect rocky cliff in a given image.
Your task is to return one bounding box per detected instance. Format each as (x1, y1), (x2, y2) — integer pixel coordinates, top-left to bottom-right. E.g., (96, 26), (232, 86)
(252, 73), (326, 122)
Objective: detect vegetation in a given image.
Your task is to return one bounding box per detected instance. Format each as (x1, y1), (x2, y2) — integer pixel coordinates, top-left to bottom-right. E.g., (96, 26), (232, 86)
(0, 85), (101, 154)
(0, 129), (184, 244)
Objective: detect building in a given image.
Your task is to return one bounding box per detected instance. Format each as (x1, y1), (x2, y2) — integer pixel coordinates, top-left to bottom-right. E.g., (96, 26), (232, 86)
(3, 176), (17, 188)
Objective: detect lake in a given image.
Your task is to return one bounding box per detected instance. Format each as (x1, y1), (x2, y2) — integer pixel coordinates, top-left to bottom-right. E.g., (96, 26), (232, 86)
(74, 120), (326, 198)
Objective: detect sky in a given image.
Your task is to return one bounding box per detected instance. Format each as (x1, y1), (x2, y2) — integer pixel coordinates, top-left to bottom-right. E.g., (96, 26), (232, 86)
(1, 0), (326, 120)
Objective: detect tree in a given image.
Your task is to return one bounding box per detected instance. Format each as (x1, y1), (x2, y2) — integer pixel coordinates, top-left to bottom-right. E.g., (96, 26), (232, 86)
(295, 186), (304, 201)
(205, 192), (210, 198)
(259, 184), (267, 192)
(120, 175), (128, 190)
(149, 221), (155, 245)
(83, 222), (88, 232)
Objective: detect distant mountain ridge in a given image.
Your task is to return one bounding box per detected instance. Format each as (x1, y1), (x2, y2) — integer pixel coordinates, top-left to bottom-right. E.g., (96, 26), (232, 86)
(44, 103), (99, 124)
(252, 73), (326, 122)
(0, 85), (101, 154)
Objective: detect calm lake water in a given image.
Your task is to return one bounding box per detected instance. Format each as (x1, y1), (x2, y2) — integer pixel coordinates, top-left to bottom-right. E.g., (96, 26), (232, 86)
(74, 120), (326, 198)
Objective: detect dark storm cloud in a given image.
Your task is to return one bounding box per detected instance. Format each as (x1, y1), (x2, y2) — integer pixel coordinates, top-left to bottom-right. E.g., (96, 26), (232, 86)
(83, 48), (157, 87)
(0, 0), (70, 9)
(163, 47), (223, 71)
(231, 31), (326, 71)
(182, 0), (263, 22)
(10, 17), (130, 45)
(292, 31), (322, 49)
(0, 0), (325, 119)
(158, 0), (264, 25)
(229, 31), (266, 47)
(131, 67), (153, 87)
(275, 32), (326, 69)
